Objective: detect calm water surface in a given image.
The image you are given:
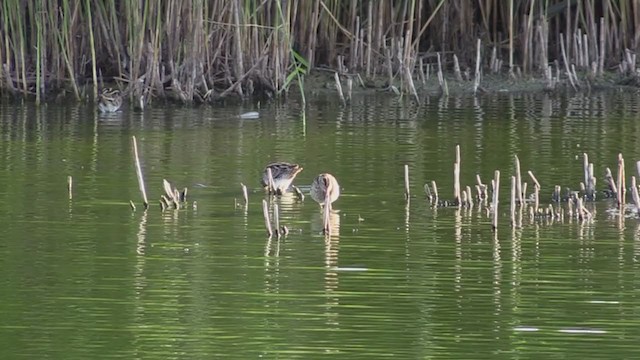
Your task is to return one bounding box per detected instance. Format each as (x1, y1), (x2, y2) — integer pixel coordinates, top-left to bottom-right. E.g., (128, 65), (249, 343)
(2, 91), (640, 359)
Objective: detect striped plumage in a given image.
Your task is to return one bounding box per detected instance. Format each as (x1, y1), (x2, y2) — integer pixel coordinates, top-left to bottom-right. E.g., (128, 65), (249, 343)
(98, 88), (123, 113)
(261, 162), (304, 194)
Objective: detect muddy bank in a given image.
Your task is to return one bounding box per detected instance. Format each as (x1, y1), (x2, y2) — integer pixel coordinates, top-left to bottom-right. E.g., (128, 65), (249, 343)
(302, 69), (640, 99)
(2, 69), (639, 107)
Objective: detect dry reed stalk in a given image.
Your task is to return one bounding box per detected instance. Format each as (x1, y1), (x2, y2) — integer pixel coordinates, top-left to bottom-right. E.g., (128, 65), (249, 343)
(453, 54), (463, 81)
(8, 0), (640, 102)
(384, 47), (394, 85)
(528, 170), (541, 214)
(424, 183), (433, 204)
(273, 203), (281, 238)
(67, 175), (73, 200)
(559, 34), (578, 90)
(599, 17), (605, 75)
(404, 164), (410, 200)
(241, 183), (248, 204)
(365, 1), (373, 77)
(514, 155), (523, 205)
(431, 180), (439, 205)
(584, 154), (596, 200)
(436, 52), (445, 95)
(404, 66), (419, 104)
(492, 170), (500, 231)
(605, 167), (618, 198)
(490, 47), (497, 73)
(418, 58), (426, 87)
(473, 39), (481, 93)
(267, 167), (275, 194)
(508, 0), (514, 76)
(334, 72), (346, 105)
(132, 136), (149, 209)
(262, 199), (272, 238)
(617, 153), (626, 206)
(454, 145), (461, 206)
(290, 185), (303, 201)
(476, 174), (486, 200)
(510, 175), (516, 227)
(466, 186), (473, 208)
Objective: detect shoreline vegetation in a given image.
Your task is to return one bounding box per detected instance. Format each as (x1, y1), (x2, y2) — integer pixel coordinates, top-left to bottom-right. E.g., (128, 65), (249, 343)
(2, 1), (640, 107)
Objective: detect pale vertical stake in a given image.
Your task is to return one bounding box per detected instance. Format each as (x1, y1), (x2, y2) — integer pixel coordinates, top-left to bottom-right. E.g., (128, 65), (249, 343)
(510, 176), (516, 227)
(273, 203), (281, 238)
(514, 155), (523, 205)
(262, 199), (273, 238)
(67, 176), (73, 200)
(492, 170), (501, 231)
(132, 136), (149, 209)
(241, 183), (248, 204)
(404, 164), (410, 200)
(454, 145), (461, 206)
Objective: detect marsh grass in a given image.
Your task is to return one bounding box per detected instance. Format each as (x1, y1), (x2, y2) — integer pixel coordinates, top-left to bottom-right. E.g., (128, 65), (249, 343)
(0, 1), (638, 104)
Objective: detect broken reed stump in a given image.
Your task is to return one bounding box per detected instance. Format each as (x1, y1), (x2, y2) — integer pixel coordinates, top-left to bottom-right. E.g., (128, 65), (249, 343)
(292, 185), (305, 201)
(492, 170), (500, 231)
(605, 167), (618, 199)
(617, 153), (626, 207)
(583, 153), (596, 200)
(132, 136), (149, 209)
(432, 181), (439, 205)
(514, 155), (523, 205)
(67, 175), (73, 200)
(160, 179), (188, 211)
(262, 199), (273, 238)
(454, 145), (461, 206)
(334, 72), (346, 105)
(473, 39), (482, 93)
(273, 203), (281, 238)
(476, 174), (487, 202)
(465, 185), (474, 208)
(436, 52), (449, 96)
(510, 175), (516, 227)
(404, 164), (410, 200)
(527, 170), (541, 214)
(241, 183), (249, 204)
(267, 167), (276, 194)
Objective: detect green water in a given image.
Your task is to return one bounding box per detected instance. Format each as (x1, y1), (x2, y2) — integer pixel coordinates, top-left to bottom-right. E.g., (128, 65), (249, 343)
(1, 91), (640, 359)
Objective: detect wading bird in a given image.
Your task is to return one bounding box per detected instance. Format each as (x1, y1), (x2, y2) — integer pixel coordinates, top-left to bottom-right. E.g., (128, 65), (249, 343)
(310, 173), (340, 210)
(98, 88), (123, 113)
(261, 162), (304, 194)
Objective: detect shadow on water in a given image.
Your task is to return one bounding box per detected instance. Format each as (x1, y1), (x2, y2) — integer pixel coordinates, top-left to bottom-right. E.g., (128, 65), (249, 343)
(2, 91), (640, 358)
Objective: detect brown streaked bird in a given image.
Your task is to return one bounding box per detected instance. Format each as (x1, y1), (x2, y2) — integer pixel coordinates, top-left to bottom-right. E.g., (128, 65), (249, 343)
(261, 162), (304, 194)
(98, 88), (123, 113)
(310, 173), (340, 210)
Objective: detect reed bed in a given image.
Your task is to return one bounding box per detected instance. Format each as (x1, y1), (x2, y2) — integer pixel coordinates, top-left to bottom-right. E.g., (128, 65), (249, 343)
(2, 1), (640, 104)
(422, 145), (640, 230)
